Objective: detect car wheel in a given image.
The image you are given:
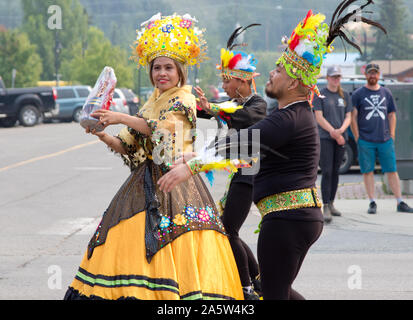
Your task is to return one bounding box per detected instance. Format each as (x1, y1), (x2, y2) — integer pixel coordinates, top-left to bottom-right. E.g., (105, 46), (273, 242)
(72, 107), (82, 123)
(19, 105), (40, 127)
(339, 143), (354, 174)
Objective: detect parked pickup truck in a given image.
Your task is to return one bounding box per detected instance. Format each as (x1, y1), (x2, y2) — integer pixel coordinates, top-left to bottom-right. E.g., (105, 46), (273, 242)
(0, 76), (59, 127)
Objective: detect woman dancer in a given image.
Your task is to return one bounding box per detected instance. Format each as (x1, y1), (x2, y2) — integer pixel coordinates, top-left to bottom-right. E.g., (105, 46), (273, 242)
(64, 13), (243, 300)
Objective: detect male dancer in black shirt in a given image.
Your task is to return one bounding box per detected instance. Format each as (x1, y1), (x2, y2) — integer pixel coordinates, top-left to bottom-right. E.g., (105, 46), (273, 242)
(158, 1), (385, 299)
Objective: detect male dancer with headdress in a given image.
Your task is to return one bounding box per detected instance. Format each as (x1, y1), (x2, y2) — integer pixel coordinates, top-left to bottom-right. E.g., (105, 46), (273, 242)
(159, 1), (386, 299)
(195, 25), (266, 299)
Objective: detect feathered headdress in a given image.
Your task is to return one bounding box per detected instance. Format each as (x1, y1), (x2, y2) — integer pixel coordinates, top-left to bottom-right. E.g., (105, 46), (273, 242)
(277, 0), (386, 100)
(218, 24), (261, 92)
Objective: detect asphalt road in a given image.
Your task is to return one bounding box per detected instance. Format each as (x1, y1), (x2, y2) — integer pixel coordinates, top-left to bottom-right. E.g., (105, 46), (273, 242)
(1, 119), (412, 300)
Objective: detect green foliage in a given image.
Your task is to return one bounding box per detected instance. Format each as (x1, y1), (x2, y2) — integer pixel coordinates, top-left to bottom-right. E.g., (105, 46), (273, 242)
(61, 27), (134, 88)
(371, 0), (412, 59)
(20, 0), (89, 80)
(0, 29), (42, 87)
(3, 0), (413, 90)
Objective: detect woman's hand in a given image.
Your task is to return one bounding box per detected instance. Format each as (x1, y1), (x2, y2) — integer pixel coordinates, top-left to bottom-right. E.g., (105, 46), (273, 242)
(91, 109), (124, 129)
(194, 86), (212, 113)
(158, 163), (192, 193)
(174, 152), (197, 165)
(85, 126), (107, 140)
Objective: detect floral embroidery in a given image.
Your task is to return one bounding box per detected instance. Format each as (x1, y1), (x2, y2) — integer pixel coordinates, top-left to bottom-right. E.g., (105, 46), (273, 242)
(159, 216), (171, 229)
(162, 24), (174, 33)
(206, 205), (214, 218)
(173, 214), (187, 226)
(185, 206), (197, 219)
(179, 19), (192, 29)
(158, 203), (225, 249)
(198, 209), (210, 222)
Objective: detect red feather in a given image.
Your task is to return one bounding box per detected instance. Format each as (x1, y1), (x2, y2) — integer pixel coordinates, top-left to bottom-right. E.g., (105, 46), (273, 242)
(289, 34), (299, 50)
(289, 10), (313, 50)
(228, 53), (242, 70)
(302, 10), (313, 28)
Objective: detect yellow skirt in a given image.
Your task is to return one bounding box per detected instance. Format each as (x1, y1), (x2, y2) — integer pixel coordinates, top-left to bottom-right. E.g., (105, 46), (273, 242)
(67, 210), (243, 300)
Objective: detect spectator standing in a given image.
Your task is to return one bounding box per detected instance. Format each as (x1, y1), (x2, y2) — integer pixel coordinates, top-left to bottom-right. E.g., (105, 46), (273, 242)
(351, 63), (413, 214)
(314, 66), (352, 222)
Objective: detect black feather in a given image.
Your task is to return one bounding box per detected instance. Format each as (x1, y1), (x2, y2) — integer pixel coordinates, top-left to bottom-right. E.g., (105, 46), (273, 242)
(361, 17), (387, 34)
(226, 26), (243, 50)
(326, 0), (386, 54)
(226, 23), (261, 50)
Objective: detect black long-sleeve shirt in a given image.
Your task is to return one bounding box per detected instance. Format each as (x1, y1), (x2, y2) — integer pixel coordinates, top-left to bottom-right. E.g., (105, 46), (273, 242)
(200, 94), (267, 185)
(225, 100), (323, 222)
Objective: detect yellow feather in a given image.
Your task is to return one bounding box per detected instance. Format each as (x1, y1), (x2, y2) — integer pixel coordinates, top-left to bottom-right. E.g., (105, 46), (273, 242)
(220, 49), (234, 68)
(304, 13), (325, 31)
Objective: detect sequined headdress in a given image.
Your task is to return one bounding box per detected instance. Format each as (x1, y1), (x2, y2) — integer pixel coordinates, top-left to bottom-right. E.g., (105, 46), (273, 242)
(218, 24), (261, 92)
(277, 0), (386, 99)
(132, 13), (207, 68)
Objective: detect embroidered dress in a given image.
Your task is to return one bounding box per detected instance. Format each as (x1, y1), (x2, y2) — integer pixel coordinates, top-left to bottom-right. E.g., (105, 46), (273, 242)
(64, 85), (243, 300)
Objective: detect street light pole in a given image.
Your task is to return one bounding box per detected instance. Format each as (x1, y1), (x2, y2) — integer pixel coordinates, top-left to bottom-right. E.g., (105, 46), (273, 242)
(54, 30), (62, 87)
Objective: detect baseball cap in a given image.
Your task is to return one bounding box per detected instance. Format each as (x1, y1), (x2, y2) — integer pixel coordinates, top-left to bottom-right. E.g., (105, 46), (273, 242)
(365, 63), (380, 73)
(327, 66), (342, 77)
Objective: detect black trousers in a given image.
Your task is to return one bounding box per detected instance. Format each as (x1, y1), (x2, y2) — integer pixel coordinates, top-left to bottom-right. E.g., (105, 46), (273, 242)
(257, 218), (323, 300)
(319, 139), (345, 204)
(221, 182), (259, 287)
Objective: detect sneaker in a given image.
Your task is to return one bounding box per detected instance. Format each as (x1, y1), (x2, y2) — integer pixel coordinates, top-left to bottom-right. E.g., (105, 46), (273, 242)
(323, 204), (332, 223)
(242, 287), (260, 300)
(368, 201), (377, 214)
(397, 201), (413, 213)
(329, 202), (342, 217)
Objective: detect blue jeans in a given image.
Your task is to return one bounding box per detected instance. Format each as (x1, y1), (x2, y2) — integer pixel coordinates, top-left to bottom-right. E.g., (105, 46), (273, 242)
(357, 138), (397, 174)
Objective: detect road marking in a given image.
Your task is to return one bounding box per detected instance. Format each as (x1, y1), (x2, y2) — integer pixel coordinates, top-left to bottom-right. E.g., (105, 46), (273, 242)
(0, 140), (99, 173)
(38, 217), (100, 236)
(74, 167), (113, 171)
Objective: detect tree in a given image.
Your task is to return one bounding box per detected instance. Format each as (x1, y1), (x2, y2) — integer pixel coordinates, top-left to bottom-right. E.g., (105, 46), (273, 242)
(0, 29), (42, 87)
(21, 0), (89, 80)
(61, 27), (134, 88)
(371, 0), (412, 60)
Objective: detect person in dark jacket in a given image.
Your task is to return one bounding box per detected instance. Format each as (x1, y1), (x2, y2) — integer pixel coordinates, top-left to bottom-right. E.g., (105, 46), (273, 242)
(194, 26), (267, 299)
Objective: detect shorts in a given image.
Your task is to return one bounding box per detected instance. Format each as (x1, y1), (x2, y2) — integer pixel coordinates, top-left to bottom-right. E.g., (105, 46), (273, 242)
(357, 138), (397, 174)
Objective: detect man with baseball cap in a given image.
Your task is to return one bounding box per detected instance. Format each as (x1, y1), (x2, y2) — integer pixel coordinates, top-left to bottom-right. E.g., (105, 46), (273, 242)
(351, 63), (413, 214)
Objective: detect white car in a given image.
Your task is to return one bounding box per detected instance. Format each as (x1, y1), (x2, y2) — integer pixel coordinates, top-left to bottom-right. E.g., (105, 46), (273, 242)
(111, 88), (130, 114)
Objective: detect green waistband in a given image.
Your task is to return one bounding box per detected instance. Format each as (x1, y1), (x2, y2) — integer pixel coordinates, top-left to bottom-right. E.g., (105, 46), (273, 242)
(257, 187), (321, 217)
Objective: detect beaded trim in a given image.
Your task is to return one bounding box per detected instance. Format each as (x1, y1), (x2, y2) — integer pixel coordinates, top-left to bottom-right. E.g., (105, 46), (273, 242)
(257, 187), (322, 217)
(221, 68), (254, 80)
(283, 47), (313, 73)
(148, 50), (187, 65)
(186, 158), (204, 175)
